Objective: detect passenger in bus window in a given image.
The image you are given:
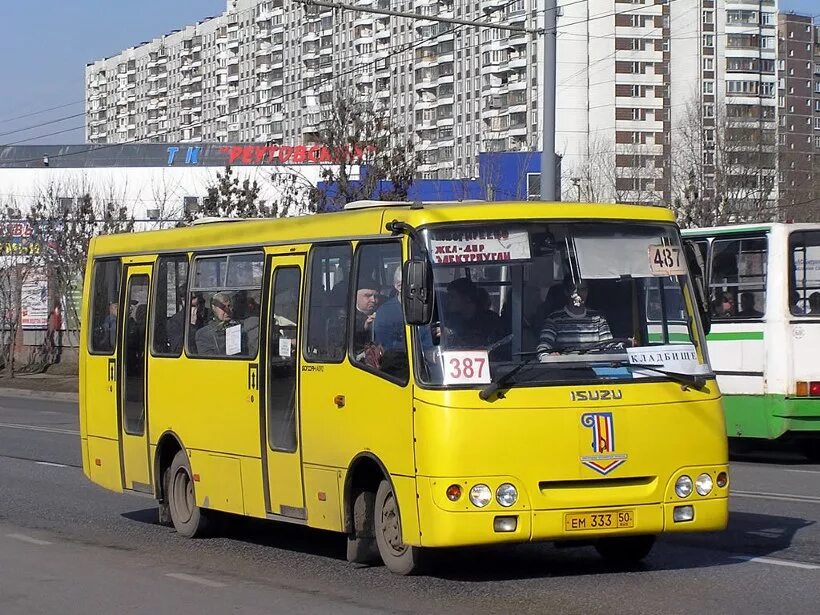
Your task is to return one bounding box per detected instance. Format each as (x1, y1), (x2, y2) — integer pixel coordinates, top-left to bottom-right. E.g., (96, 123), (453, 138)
(353, 281), (378, 354)
(102, 301), (118, 351)
(713, 292), (735, 318)
(737, 292), (763, 319)
(536, 277), (612, 359)
(165, 285), (188, 354)
(441, 277), (504, 350)
(809, 292), (820, 315)
(373, 267), (405, 352)
(196, 292), (240, 356)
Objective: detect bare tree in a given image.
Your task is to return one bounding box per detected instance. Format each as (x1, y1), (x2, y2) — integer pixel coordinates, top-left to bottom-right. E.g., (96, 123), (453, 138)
(28, 182), (134, 344)
(272, 89), (419, 215)
(671, 98), (776, 228)
(562, 134), (618, 203)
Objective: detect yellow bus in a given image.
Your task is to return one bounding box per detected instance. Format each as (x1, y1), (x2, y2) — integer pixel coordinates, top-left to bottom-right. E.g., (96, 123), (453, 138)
(79, 200), (728, 575)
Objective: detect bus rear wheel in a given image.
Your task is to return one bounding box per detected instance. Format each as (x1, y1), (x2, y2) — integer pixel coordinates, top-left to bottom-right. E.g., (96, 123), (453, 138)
(374, 480), (423, 575)
(168, 450), (210, 538)
(595, 535), (655, 565)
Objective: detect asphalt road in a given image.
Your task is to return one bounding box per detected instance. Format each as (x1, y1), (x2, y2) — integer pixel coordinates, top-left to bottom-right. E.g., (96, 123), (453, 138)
(1, 394), (819, 614)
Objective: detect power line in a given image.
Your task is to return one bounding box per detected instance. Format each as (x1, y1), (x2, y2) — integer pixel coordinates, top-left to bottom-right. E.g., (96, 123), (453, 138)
(0, 112), (87, 142)
(8, 125), (87, 146)
(0, 100), (84, 125)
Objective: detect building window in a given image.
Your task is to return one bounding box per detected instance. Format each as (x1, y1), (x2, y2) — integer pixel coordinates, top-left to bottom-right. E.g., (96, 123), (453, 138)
(703, 34), (714, 47)
(703, 57), (713, 71)
(703, 81), (714, 94)
(702, 10), (713, 24)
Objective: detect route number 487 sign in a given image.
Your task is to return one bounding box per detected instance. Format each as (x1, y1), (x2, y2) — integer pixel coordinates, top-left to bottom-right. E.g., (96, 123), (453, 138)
(441, 351), (492, 385)
(648, 245), (686, 276)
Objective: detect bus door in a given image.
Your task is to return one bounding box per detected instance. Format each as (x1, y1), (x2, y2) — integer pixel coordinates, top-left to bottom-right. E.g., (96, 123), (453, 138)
(119, 264), (153, 493)
(262, 254), (306, 518)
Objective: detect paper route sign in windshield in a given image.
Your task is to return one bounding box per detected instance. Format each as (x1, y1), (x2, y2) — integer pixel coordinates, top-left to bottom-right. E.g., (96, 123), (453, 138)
(430, 229), (531, 264)
(627, 344), (708, 376)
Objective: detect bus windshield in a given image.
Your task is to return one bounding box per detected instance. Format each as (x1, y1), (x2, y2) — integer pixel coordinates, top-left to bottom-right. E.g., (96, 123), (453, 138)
(414, 221), (710, 388)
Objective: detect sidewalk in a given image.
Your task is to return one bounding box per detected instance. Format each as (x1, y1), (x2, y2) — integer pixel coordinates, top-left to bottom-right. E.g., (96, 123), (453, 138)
(0, 369), (79, 402)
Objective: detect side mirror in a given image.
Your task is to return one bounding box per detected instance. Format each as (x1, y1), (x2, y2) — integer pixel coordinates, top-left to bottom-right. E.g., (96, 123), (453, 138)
(402, 258), (433, 325)
(683, 240), (711, 335)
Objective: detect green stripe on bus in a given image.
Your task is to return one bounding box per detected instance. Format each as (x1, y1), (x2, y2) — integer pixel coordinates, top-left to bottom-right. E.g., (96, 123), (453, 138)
(683, 226), (771, 237)
(706, 331), (764, 341)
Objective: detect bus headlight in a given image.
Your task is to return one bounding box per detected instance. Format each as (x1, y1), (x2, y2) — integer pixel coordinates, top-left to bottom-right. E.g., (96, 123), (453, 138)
(675, 475), (693, 498)
(695, 473), (713, 496)
(469, 484), (492, 508)
(495, 483), (518, 507)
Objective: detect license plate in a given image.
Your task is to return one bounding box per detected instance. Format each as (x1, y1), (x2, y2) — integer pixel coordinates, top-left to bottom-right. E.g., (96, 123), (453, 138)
(564, 509), (635, 532)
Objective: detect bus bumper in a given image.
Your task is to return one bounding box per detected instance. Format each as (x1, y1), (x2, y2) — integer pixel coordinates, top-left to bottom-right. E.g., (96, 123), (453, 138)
(416, 482), (728, 548)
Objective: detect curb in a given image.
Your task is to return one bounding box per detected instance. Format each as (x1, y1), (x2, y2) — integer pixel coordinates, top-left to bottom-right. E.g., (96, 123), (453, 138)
(0, 387), (78, 403)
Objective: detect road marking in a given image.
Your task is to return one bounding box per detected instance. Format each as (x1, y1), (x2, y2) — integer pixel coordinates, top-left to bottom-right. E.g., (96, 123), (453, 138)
(6, 533), (52, 546)
(785, 468), (820, 475)
(732, 490), (820, 505)
(36, 461), (68, 468)
(0, 422), (79, 436)
(165, 573), (226, 588)
(732, 555), (820, 570)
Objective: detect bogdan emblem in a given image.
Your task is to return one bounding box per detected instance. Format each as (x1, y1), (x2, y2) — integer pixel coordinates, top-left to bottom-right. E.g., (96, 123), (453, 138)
(580, 412), (628, 475)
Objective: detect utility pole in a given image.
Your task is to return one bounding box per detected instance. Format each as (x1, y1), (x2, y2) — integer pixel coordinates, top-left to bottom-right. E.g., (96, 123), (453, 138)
(541, 1), (557, 201)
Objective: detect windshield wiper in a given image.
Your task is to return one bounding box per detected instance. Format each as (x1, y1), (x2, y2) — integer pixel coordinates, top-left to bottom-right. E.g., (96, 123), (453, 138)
(624, 363), (709, 391)
(479, 353), (538, 401)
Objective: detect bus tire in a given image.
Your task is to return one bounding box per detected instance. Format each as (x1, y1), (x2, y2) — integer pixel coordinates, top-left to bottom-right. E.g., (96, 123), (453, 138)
(595, 535), (655, 565)
(168, 450), (210, 538)
(157, 465), (172, 526)
(374, 480), (423, 575)
(347, 490), (379, 565)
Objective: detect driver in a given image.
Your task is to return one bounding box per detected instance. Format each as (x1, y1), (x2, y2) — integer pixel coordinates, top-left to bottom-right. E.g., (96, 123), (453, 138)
(536, 276), (612, 360)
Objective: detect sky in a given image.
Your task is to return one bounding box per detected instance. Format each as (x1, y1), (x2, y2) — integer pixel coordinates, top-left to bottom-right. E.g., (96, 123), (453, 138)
(0, 0), (817, 146)
(0, 0), (224, 145)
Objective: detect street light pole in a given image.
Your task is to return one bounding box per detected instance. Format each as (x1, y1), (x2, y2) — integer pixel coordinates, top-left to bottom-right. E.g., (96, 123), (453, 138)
(540, 0), (557, 201)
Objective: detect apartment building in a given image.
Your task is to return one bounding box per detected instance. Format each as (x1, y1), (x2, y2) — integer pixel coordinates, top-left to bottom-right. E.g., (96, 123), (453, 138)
(86, 0), (542, 181)
(777, 13), (819, 218)
(556, 0), (674, 205)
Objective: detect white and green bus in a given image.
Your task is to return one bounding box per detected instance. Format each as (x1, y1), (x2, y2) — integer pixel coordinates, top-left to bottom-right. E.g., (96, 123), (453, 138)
(683, 223), (820, 460)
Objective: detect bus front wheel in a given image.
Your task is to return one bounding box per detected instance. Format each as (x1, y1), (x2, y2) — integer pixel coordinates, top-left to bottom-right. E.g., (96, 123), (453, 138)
(168, 450), (210, 538)
(374, 480), (423, 575)
(595, 535), (655, 565)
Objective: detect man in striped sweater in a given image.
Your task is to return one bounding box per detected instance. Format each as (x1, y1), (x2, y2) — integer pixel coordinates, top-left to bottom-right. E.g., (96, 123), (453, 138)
(537, 277), (612, 360)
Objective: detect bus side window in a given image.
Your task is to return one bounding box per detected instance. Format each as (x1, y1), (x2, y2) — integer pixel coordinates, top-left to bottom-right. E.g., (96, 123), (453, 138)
(89, 260), (121, 354)
(350, 242), (408, 383)
(305, 244), (352, 362)
(187, 252), (263, 358)
(709, 237), (767, 320)
(151, 255), (189, 357)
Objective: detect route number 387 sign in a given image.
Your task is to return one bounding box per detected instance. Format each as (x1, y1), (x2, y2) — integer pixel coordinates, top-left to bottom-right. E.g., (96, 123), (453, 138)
(441, 351), (492, 385)
(648, 245), (686, 276)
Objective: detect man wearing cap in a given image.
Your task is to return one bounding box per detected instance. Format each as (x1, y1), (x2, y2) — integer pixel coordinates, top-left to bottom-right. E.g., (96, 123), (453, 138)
(536, 276), (612, 360)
